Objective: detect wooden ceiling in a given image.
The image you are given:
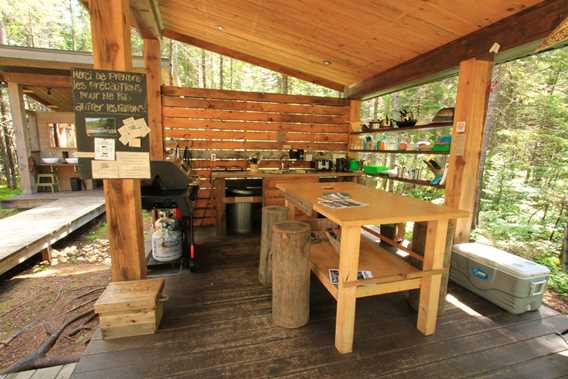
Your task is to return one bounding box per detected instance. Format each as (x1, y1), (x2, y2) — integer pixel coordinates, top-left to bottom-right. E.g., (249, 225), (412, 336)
(159, 0), (544, 90)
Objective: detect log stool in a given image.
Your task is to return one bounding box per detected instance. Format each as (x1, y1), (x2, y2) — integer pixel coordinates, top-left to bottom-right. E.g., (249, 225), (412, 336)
(272, 221), (311, 328)
(259, 206), (288, 286)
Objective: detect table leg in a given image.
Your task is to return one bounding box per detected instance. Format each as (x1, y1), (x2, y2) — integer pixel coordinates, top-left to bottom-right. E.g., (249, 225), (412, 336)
(214, 178), (226, 237)
(284, 199), (296, 220)
(335, 225), (361, 353)
(417, 219), (449, 335)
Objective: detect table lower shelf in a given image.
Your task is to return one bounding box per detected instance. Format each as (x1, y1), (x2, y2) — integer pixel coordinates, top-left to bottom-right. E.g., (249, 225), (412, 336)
(310, 236), (428, 299)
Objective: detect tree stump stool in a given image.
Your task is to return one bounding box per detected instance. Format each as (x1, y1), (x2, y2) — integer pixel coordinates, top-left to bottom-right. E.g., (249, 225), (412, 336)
(272, 221), (311, 328)
(259, 206), (289, 286)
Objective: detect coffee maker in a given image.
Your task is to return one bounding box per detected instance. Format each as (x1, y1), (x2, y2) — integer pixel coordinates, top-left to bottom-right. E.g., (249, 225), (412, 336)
(335, 158), (348, 172)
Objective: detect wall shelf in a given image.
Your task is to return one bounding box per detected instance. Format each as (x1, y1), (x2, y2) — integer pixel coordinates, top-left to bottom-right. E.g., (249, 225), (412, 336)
(350, 122), (453, 135)
(366, 173), (445, 189)
(350, 149), (449, 155)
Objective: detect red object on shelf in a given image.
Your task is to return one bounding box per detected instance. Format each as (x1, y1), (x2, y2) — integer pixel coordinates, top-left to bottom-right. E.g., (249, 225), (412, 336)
(174, 208), (183, 220)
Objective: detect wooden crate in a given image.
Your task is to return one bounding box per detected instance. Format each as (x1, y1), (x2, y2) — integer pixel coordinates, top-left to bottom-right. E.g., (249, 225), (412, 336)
(94, 278), (165, 340)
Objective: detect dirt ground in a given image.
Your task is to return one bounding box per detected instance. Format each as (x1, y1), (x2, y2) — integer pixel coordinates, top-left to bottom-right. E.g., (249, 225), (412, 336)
(0, 219), (112, 372)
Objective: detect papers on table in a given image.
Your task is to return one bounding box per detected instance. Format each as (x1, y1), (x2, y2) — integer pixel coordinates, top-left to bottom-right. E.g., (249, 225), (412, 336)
(318, 191), (367, 209)
(328, 269), (373, 286)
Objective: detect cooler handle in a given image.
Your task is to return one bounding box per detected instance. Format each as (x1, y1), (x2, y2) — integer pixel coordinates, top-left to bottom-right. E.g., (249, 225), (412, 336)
(529, 280), (546, 296)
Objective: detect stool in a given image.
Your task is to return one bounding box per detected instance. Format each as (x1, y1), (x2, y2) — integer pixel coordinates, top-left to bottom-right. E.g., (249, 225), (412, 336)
(272, 221), (311, 328)
(259, 206), (288, 286)
(37, 173), (59, 193)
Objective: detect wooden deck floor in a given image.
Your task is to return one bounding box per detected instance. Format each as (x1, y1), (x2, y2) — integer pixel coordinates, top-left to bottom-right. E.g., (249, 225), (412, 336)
(0, 192), (105, 276)
(72, 233), (568, 378)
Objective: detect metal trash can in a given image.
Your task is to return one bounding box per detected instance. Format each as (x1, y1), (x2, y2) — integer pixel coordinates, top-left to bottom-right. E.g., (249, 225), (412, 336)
(228, 188), (254, 234)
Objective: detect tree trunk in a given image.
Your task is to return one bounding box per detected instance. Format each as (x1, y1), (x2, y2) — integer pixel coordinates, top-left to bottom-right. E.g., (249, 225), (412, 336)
(372, 97), (378, 119)
(281, 74), (289, 94)
(69, 0), (76, 50)
(272, 221), (311, 328)
(168, 39), (174, 86)
(562, 224), (567, 271)
(229, 58), (233, 89)
(0, 86), (16, 188)
(199, 49), (207, 88)
(219, 55), (224, 89)
(472, 66), (500, 229)
(259, 206), (288, 286)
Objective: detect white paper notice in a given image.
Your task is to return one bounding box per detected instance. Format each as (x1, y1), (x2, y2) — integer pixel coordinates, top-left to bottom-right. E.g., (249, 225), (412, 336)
(94, 138), (115, 160)
(116, 152), (151, 178)
(91, 160), (119, 179)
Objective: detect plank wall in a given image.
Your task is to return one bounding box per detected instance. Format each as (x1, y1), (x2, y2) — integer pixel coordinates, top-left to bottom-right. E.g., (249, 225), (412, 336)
(162, 86), (350, 226)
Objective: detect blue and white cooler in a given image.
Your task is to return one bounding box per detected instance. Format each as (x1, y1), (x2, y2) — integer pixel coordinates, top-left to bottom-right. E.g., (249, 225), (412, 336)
(450, 242), (550, 314)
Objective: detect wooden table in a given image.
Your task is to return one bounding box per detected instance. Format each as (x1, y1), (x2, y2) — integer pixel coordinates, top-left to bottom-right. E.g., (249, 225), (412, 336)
(277, 182), (468, 353)
(212, 171), (361, 236)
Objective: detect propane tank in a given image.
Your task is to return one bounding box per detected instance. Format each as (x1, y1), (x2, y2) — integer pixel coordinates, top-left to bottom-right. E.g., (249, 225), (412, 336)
(152, 212), (182, 262)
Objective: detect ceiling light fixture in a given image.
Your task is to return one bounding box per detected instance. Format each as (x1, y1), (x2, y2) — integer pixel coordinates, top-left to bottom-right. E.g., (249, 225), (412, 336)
(323, 59), (332, 65)
(217, 25), (224, 31)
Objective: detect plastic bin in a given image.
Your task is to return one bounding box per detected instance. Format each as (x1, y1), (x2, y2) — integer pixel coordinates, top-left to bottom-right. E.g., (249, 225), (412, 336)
(450, 242), (550, 314)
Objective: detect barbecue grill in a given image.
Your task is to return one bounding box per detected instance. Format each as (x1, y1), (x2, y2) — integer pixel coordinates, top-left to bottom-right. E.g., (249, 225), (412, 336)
(141, 160), (199, 270)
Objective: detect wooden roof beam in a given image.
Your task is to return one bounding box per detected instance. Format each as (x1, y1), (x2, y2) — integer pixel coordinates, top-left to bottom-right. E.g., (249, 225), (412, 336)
(345, 0), (568, 99)
(0, 72), (71, 88)
(81, 0), (162, 39)
(163, 29), (345, 92)
(130, 0), (163, 39)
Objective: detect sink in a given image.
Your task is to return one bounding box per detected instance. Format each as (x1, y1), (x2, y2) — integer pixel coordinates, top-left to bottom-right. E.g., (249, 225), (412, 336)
(65, 157), (79, 164)
(41, 157), (60, 164)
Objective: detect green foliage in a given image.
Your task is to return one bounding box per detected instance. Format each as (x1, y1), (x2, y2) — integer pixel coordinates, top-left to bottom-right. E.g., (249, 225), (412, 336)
(364, 48), (568, 297)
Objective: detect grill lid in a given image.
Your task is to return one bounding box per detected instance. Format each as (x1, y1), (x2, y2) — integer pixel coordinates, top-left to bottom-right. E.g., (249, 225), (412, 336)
(141, 160), (189, 192)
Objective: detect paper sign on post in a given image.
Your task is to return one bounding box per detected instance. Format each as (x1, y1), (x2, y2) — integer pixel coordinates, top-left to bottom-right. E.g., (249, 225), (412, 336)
(94, 138), (115, 160)
(116, 151), (151, 178)
(91, 160), (119, 178)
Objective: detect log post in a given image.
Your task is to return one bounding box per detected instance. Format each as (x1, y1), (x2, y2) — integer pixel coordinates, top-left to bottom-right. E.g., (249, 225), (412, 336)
(259, 206), (288, 286)
(144, 38), (164, 160)
(272, 221), (311, 328)
(445, 58), (494, 243)
(88, 0), (146, 281)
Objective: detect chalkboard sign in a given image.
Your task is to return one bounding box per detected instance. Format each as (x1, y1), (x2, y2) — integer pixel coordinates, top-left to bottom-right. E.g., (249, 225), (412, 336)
(72, 68), (150, 179)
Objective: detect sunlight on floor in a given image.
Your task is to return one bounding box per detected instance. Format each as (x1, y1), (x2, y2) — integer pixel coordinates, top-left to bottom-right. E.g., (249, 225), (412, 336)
(446, 293), (485, 318)
(14, 264), (109, 279)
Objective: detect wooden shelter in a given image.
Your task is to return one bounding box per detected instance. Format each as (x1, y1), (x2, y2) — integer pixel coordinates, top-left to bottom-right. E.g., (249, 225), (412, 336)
(3, 1), (568, 375)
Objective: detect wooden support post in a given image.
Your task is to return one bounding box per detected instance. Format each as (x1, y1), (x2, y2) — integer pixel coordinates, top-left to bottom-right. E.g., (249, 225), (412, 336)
(348, 100), (360, 182)
(89, 0), (146, 281)
(335, 225), (361, 353)
(417, 219), (448, 335)
(7, 82), (34, 194)
(144, 38), (164, 160)
(445, 58), (493, 243)
(214, 177), (226, 237)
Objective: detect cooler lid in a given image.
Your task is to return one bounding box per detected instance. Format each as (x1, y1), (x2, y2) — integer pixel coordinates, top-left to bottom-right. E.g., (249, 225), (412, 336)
(452, 242), (549, 279)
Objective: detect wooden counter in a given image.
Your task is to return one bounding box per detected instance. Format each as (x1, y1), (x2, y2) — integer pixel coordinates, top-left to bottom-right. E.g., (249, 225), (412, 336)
(211, 170), (361, 179)
(212, 170), (361, 236)
(277, 182), (468, 354)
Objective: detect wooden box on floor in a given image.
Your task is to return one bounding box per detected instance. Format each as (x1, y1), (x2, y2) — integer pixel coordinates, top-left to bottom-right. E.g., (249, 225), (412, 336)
(94, 278), (165, 340)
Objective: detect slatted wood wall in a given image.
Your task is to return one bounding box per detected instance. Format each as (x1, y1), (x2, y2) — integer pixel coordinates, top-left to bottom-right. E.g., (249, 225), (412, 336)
(161, 86), (351, 226)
